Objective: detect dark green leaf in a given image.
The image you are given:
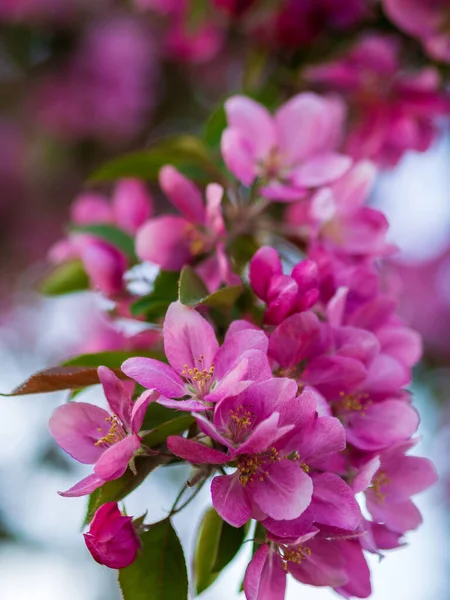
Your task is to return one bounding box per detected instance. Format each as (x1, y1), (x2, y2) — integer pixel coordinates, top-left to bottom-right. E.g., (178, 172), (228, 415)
(71, 224), (136, 260)
(63, 350), (166, 369)
(143, 415), (195, 448)
(119, 519), (188, 600)
(203, 102), (227, 149)
(178, 266), (209, 306)
(141, 403), (179, 431)
(1, 366), (125, 396)
(130, 270), (180, 319)
(85, 455), (169, 524)
(39, 260), (89, 296)
(193, 507), (247, 595)
(90, 135), (224, 184)
(179, 266), (243, 309)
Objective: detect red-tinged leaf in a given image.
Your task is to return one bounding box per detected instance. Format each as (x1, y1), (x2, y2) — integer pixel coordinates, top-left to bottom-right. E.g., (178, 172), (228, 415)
(1, 366), (126, 396)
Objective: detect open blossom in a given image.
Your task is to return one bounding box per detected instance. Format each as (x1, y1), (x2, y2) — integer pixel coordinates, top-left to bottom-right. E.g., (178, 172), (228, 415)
(49, 179), (153, 296)
(249, 247), (319, 325)
(136, 167), (237, 291)
(221, 93), (351, 201)
(353, 440), (438, 534)
(383, 0), (450, 62)
(287, 162), (394, 257)
(244, 536), (371, 600)
(49, 367), (155, 497)
(84, 502), (141, 569)
(306, 35), (449, 166)
(122, 300), (271, 412)
(167, 384), (348, 527)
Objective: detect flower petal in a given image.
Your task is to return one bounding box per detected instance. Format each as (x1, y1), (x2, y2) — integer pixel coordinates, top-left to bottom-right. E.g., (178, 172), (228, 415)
(121, 357), (185, 398)
(49, 402), (111, 464)
(211, 474), (252, 527)
(167, 436), (229, 464)
(291, 153), (351, 188)
(94, 435), (141, 481)
(58, 473), (105, 497)
(98, 366), (132, 429)
(159, 165), (206, 223)
(163, 301), (219, 374)
(136, 215), (192, 270)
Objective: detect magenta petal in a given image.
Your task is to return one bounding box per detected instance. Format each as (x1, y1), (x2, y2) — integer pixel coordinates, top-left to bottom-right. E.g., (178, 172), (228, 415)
(211, 474), (252, 527)
(244, 545), (286, 600)
(346, 400), (419, 451)
(269, 312), (321, 369)
(130, 390), (158, 433)
(263, 508), (318, 544)
(310, 473), (362, 531)
(352, 457), (381, 493)
(71, 192), (112, 225)
(214, 328), (268, 379)
(112, 178), (153, 234)
(224, 95), (276, 159)
(163, 301), (219, 374)
(265, 275), (298, 325)
(249, 459), (313, 521)
(294, 416), (346, 464)
(205, 183), (225, 235)
(121, 357), (185, 398)
(292, 153), (351, 187)
(241, 349), (273, 382)
(289, 538), (348, 588)
(204, 360), (250, 404)
(249, 246), (282, 301)
(49, 402), (111, 464)
(159, 165), (206, 223)
(380, 455), (438, 500)
(367, 498), (422, 533)
(237, 414), (293, 456)
(135, 215), (191, 270)
(167, 436), (229, 464)
(157, 397), (209, 412)
(98, 366), (132, 429)
(94, 435), (141, 481)
(58, 473), (105, 497)
(221, 128), (257, 186)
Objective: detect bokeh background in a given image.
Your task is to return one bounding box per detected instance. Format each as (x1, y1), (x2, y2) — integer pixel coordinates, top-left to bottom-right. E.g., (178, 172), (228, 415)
(0, 2), (449, 599)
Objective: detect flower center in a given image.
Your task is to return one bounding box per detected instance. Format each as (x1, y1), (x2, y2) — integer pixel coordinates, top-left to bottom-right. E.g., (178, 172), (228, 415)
(336, 391), (371, 414)
(279, 544), (312, 570)
(370, 470), (391, 503)
(229, 405), (255, 443)
(95, 415), (127, 448)
(181, 355), (215, 398)
(185, 224), (208, 256)
(238, 447), (280, 486)
(259, 147), (290, 184)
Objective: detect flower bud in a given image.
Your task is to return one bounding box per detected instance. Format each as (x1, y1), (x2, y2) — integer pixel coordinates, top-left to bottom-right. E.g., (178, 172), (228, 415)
(83, 502), (140, 569)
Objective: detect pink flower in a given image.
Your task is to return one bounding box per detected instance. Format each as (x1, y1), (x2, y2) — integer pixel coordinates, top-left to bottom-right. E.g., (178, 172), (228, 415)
(249, 247), (319, 325)
(221, 93), (351, 201)
(306, 35), (449, 166)
(122, 301), (271, 412)
(49, 179), (153, 296)
(167, 384), (346, 526)
(354, 440), (438, 533)
(383, 0), (450, 62)
(287, 162), (394, 257)
(244, 537), (371, 600)
(48, 367), (155, 497)
(83, 502), (141, 569)
(136, 167), (236, 290)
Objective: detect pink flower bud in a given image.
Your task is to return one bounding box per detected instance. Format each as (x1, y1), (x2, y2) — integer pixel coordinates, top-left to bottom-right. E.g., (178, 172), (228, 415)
(83, 502), (140, 569)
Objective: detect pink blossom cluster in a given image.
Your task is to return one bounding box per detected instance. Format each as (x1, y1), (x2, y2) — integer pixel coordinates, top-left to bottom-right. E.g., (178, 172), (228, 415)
(46, 91), (437, 598)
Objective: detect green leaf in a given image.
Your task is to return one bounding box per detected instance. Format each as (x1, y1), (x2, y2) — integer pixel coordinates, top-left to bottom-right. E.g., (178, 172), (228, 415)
(194, 508), (247, 595)
(63, 350), (166, 369)
(178, 266), (209, 306)
(141, 403), (179, 431)
(119, 519), (188, 600)
(85, 455), (169, 524)
(90, 135), (224, 184)
(1, 366), (125, 396)
(39, 260), (89, 296)
(179, 266), (243, 309)
(130, 270), (180, 319)
(71, 224), (136, 260)
(203, 102), (227, 149)
(143, 414), (194, 448)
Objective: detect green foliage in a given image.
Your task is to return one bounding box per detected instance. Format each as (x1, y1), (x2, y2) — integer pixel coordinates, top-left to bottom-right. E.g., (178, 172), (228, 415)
(193, 507), (248, 595)
(178, 266), (243, 309)
(143, 414), (195, 448)
(203, 102), (227, 149)
(90, 135), (225, 185)
(130, 270), (180, 320)
(39, 260), (89, 296)
(119, 519), (188, 600)
(71, 223), (136, 260)
(63, 350), (166, 369)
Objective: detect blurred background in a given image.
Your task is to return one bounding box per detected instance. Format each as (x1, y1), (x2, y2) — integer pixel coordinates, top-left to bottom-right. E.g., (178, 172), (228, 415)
(0, 1), (449, 599)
